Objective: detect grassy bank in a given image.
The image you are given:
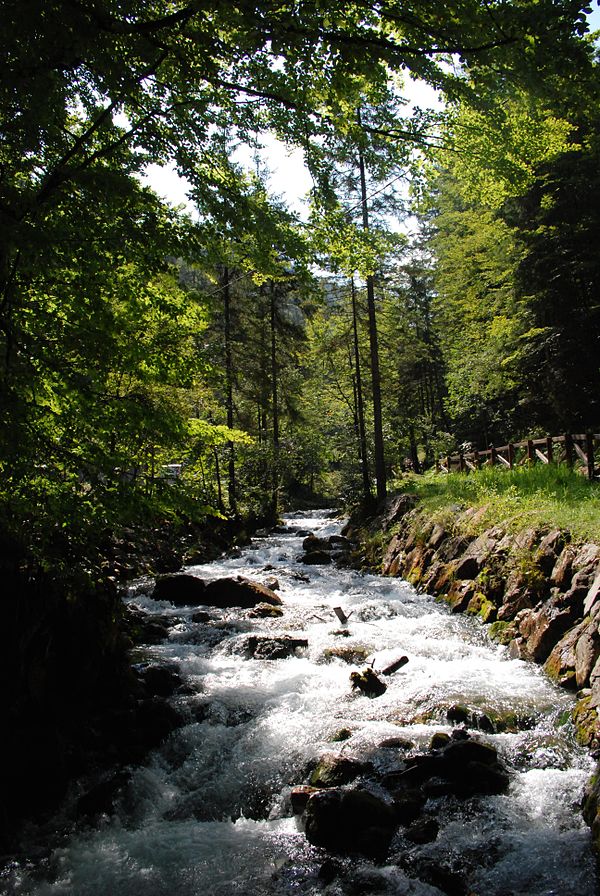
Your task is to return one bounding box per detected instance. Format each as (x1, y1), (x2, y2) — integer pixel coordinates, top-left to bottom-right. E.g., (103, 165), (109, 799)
(393, 465), (600, 543)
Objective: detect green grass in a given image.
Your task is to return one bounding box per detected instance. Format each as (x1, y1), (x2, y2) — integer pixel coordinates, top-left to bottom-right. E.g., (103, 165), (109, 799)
(394, 464), (600, 543)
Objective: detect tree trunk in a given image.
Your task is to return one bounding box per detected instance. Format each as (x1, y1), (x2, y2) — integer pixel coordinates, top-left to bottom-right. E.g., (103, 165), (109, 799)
(270, 281), (280, 514)
(351, 277), (372, 502)
(357, 131), (386, 502)
(221, 265), (237, 513)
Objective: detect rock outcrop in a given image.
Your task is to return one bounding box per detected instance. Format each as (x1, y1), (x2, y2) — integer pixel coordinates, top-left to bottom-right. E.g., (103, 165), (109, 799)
(358, 492), (600, 851)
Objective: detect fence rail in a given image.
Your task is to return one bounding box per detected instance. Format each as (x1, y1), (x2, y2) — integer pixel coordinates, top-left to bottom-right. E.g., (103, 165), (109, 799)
(437, 432), (600, 481)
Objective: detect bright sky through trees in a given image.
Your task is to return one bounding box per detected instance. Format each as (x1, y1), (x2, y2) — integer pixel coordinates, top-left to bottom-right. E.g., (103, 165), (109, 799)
(142, 75), (442, 218)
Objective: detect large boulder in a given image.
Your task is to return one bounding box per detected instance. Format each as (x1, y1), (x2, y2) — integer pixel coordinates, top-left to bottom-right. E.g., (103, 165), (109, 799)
(299, 550), (332, 565)
(152, 573), (206, 605)
(304, 787), (397, 858)
(203, 576), (282, 608)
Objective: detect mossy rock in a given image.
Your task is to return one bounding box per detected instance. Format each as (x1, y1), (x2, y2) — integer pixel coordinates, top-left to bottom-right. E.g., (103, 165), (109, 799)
(310, 754), (367, 787)
(488, 620), (516, 645)
(544, 653), (577, 689)
(466, 591), (497, 623)
(573, 695), (600, 747)
(330, 728), (353, 742)
(323, 645), (370, 665)
(350, 667), (387, 698)
(406, 567), (422, 586)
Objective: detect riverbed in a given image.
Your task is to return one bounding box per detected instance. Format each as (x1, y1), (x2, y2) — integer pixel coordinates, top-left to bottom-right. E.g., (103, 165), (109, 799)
(3, 510), (598, 895)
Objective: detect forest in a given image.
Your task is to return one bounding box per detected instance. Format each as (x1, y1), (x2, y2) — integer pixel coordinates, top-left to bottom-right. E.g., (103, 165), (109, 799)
(2, 0), (599, 569)
(4, 0), (600, 880)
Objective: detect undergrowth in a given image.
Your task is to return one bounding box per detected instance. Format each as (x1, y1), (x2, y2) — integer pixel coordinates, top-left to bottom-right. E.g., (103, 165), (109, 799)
(393, 464), (600, 543)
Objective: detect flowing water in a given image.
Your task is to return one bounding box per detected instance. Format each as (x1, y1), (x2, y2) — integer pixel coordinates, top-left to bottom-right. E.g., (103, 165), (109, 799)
(3, 511), (598, 895)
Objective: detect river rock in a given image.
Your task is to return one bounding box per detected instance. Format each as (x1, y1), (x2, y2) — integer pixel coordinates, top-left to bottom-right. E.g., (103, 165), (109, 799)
(310, 753), (368, 787)
(544, 621), (585, 688)
(435, 535), (472, 564)
(290, 785), (320, 813)
(575, 621), (600, 688)
(76, 771), (131, 820)
(584, 568), (600, 616)
(538, 529), (568, 575)
(329, 535), (353, 550)
(203, 576), (282, 608)
(152, 573), (206, 605)
(382, 534), (403, 575)
(240, 635), (308, 660)
(303, 787), (397, 858)
(302, 534), (330, 551)
(551, 545), (577, 590)
(453, 531), (498, 579)
(392, 788), (426, 824)
(247, 602), (284, 617)
(386, 738), (509, 799)
(446, 579), (477, 613)
(138, 662), (183, 698)
(405, 816), (439, 843)
(519, 600), (579, 663)
(350, 667), (387, 697)
(299, 549), (332, 565)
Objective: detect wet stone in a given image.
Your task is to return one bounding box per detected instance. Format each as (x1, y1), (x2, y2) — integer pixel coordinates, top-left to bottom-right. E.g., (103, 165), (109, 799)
(304, 787), (397, 859)
(240, 635), (308, 660)
(405, 816), (439, 844)
(203, 575), (282, 608)
(310, 754), (368, 787)
(350, 667), (387, 698)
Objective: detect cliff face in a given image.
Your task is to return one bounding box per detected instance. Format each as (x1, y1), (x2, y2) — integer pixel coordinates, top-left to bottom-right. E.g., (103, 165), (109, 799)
(347, 493), (600, 849)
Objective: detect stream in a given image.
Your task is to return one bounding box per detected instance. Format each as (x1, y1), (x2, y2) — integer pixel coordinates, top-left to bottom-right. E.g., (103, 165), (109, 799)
(3, 510), (599, 896)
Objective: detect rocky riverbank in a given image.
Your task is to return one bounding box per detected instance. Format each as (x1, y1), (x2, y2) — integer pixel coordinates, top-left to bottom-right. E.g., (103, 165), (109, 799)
(345, 492), (600, 853)
(0, 510), (269, 855)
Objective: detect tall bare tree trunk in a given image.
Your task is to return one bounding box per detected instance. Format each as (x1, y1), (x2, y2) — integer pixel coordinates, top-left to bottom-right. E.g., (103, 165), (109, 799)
(269, 281), (280, 514)
(221, 265), (237, 513)
(357, 126), (386, 502)
(351, 277), (372, 502)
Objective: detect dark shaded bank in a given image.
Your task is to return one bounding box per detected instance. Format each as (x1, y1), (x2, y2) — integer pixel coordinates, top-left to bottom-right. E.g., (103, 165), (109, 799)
(344, 493), (600, 855)
(0, 511), (271, 855)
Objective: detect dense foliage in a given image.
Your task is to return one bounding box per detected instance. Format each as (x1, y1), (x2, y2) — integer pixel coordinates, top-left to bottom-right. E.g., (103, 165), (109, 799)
(1, 0), (598, 557)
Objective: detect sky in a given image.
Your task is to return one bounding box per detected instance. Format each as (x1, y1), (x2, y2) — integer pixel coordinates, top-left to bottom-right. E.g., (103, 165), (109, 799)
(141, 75), (440, 217)
(143, 5), (600, 217)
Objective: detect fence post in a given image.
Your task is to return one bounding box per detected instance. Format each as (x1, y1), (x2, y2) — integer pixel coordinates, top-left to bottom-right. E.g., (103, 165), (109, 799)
(508, 442), (515, 469)
(546, 436), (553, 464)
(473, 449), (480, 469)
(565, 433), (574, 468)
(490, 444), (497, 467)
(446, 455), (451, 474)
(586, 430), (595, 481)
(527, 439), (534, 465)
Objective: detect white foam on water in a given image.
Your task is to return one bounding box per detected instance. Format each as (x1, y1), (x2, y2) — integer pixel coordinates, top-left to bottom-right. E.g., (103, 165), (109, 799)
(6, 510), (597, 895)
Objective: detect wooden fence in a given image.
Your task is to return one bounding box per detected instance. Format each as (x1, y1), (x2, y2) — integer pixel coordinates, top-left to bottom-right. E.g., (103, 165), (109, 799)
(437, 433), (600, 481)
